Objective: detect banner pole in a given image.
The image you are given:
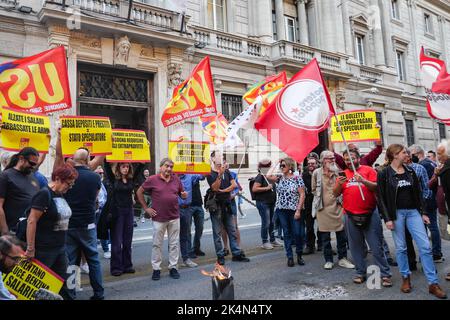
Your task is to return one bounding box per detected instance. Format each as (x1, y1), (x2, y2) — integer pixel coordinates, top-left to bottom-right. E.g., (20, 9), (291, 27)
(432, 118), (439, 148)
(333, 114), (366, 201)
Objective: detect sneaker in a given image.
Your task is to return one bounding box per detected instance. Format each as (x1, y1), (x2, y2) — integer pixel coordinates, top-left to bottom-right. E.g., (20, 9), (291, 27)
(103, 251), (111, 259)
(183, 259), (198, 268)
(80, 263), (89, 274)
(240, 213), (247, 219)
(261, 242), (274, 250)
(433, 255), (445, 263)
(169, 268), (180, 279)
(297, 256), (305, 266)
(232, 253), (250, 262)
(152, 270), (161, 281)
(324, 262), (334, 270)
(271, 239), (284, 247)
(217, 256), (225, 265)
(133, 221), (138, 228)
(141, 217), (146, 223)
(338, 258), (355, 269)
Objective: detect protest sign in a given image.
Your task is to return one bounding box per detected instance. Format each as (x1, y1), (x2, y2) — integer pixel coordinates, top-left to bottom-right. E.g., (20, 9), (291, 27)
(60, 115), (112, 156)
(106, 129), (151, 162)
(0, 46), (71, 114)
(168, 140), (211, 174)
(2, 258), (63, 300)
(331, 110), (380, 143)
(0, 107), (50, 153)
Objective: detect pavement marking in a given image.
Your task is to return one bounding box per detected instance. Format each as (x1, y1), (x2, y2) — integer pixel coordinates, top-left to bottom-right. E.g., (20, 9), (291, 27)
(132, 223), (261, 243)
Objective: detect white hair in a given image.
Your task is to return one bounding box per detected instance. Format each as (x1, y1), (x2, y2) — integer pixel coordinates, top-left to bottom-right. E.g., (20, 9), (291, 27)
(320, 150), (334, 163)
(439, 139), (450, 156)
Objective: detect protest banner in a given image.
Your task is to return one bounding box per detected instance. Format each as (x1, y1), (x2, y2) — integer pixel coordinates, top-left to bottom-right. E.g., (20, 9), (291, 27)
(0, 46), (71, 114)
(60, 115), (112, 157)
(106, 129), (151, 162)
(168, 140), (211, 174)
(331, 110), (380, 143)
(2, 258), (63, 300)
(0, 107), (50, 153)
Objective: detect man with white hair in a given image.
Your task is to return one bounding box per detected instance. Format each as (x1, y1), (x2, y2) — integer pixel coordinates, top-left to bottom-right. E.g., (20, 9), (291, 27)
(409, 144), (442, 262)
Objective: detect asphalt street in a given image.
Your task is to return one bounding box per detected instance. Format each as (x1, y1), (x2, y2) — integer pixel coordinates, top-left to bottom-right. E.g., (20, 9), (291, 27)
(76, 206), (450, 300)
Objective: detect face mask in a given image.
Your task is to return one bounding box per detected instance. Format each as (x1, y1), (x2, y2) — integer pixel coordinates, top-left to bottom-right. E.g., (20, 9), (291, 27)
(411, 155), (419, 163)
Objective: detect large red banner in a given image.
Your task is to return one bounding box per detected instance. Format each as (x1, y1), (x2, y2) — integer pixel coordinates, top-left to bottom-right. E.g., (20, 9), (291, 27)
(0, 46), (72, 114)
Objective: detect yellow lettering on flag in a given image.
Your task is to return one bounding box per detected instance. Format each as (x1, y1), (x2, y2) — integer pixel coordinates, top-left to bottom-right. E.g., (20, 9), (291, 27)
(331, 110), (381, 143)
(106, 129), (151, 163)
(0, 107), (50, 153)
(2, 258), (63, 300)
(60, 115), (112, 157)
(168, 140), (211, 174)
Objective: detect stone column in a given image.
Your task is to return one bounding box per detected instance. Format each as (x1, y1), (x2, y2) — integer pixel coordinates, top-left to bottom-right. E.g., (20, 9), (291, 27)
(296, 0), (309, 45)
(340, 0), (353, 56)
(275, 0), (286, 41)
(407, 0), (420, 83)
(254, 0), (274, 42)
(438, 16), (448, 63)
(378, 0), (394, 69)
(369, 0), (386, 67)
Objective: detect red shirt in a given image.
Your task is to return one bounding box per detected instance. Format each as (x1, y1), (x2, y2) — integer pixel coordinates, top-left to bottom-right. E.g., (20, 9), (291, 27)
(342, 165), (377, 214)
(141, 174), (184, 222)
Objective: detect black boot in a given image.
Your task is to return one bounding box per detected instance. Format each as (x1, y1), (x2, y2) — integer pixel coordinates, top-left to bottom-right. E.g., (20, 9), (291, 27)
(297, 255), (305, 266)
(287, 258), (295, 267)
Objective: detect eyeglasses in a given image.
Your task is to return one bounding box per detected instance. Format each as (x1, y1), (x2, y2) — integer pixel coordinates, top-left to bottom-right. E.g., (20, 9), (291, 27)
(280, 164), (286, 168)
(324, 157), (335, 161)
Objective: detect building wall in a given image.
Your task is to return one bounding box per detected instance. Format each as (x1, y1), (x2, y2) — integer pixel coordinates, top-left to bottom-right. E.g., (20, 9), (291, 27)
(1, 0), (450, 176)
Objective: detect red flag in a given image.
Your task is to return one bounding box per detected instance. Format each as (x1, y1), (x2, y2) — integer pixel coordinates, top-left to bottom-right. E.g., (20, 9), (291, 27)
(255, 59), (335, 163)
(420, 47), (450, 124)
(0, 46), (72, 114)
(161, 56), (216, 127)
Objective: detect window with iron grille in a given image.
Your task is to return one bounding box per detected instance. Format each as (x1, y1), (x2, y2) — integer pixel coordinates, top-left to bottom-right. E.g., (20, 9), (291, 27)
(221, 93), (248, 168)
(375, 112), (384, 146)
(439, 123), (446, 141)
(79, 72), (148, 102)
(405, 119), (415, 147)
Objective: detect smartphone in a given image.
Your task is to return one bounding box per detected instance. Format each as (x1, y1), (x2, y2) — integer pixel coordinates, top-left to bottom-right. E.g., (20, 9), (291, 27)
(338, 171), (346, 178)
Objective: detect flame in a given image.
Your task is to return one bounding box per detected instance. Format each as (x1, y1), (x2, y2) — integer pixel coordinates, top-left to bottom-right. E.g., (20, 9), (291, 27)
(200, 263), (231, 280)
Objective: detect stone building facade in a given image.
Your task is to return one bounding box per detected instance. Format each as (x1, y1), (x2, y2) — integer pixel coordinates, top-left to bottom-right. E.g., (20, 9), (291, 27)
(0, 0), (449, 174)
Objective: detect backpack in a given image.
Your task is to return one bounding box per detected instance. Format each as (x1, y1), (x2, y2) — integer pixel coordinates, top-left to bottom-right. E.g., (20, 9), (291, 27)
(203, 188), (219, 214)
(15, 188), (51, 242)
(249, 177), (257, 201)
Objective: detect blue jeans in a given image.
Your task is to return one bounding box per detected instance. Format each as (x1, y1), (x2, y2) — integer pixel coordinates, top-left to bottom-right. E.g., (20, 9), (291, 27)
(66, 227), (104, 299)
(180, 207), (194, 261)
(230, 198), (237, 216)
(210, 201), (242, 257)
(425, 208), (442, 257)
(276, 209), (304, 259)
(189, 206), (205, 253)
(344, 209), (391, 278)
(256, 201), (275, 244)
(391, 209), (439, 284)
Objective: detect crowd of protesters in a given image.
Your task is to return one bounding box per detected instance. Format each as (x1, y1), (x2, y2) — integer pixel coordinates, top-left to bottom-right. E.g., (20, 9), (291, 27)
(1, 126), (450, 300)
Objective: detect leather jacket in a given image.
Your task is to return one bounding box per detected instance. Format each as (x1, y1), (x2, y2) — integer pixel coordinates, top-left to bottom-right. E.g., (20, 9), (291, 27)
(377, 164), (424, 222)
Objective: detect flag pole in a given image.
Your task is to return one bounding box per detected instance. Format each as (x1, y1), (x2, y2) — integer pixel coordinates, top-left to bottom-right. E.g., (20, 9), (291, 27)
(236, 129), (255, 176)
(333, 114), (366, 201)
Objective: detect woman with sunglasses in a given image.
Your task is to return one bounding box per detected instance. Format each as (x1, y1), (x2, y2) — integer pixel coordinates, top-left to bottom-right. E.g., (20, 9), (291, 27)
(25, 164), (78, 300)
(267, 157), (306, 267)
